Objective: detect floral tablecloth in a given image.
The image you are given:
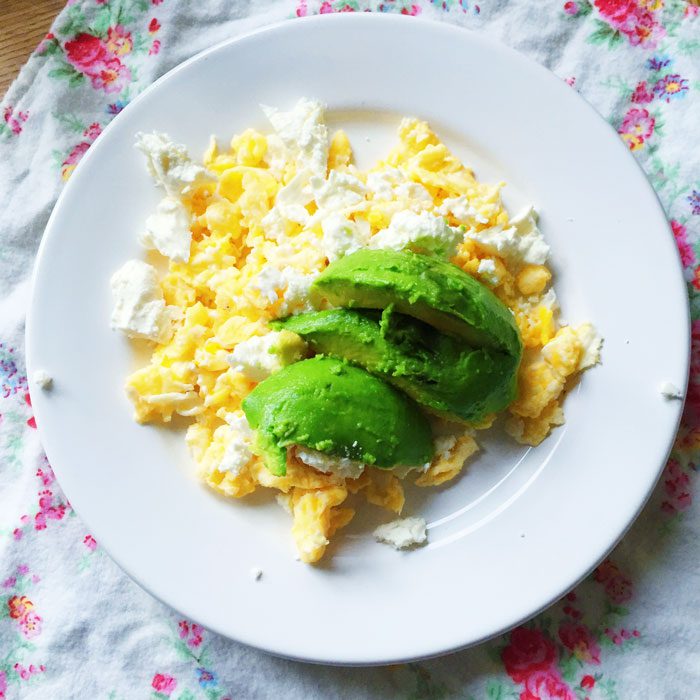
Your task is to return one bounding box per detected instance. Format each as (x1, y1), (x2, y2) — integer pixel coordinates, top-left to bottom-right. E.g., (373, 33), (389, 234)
(1, 1), (699, 698)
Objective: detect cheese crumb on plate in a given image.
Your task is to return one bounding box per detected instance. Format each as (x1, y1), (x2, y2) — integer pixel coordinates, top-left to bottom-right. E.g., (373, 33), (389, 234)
(33, 370), (53, 390)
(110, 260), (174, 343)
(374, 517), (428, 550)
(660, 382), (683, 400)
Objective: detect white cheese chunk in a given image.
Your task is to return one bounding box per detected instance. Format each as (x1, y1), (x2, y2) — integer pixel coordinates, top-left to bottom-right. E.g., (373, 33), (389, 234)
(110, 260), (172, 343)
(467, 206), (549, 267)
(321, 213), (371, 262)
(275, 172), (314, 224)
(370, 210), (462, 258)
(251, 265), (317, 317)
(261, 98), (329, 179)
(140, 196), (193, 262)
(434, 434), (458, 459)
(374, 517), (427, 550)
(311, 170), (367, 215)
(660, 381), (683, 400)
(366, 167), (432, 210)
(217, 410), (254, 476)
(33, 370), (53, 390)
(264, 133), (287, 180)
(135, 132), (213, 196)
(573, 323), (602, 370)
(260, 207), (288, 242)
(228, 332), (289, 382)
(366, 167), (403, 200)
(477, 258), (500, 285)
(295, 446), (366, 480)
(261, 173), (314, 241)
(438, 195), (489, 225)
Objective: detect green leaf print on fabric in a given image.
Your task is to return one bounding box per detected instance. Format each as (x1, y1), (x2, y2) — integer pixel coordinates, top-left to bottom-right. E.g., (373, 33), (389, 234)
(48, 64), (85, 86)
(588, 19), (624, 47)
(405, 663), (450, 700)
(485, 680), (519, 700)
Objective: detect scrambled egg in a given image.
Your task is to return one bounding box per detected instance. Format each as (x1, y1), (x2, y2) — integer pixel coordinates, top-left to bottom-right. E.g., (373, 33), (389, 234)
(120, 99), (601, 563)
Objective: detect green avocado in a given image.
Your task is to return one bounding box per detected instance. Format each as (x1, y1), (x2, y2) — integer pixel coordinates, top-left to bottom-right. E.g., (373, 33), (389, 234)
(274, 308), (519, 423)
(242, 356), (434, 476)
(310, 249), (522, 357)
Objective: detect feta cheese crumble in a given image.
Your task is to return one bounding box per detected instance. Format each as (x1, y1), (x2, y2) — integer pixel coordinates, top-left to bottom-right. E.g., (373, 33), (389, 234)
(260, 173), (315, 241)
(33, 370), (53, 390)
(366, 167), (432, 210)
(217, 410), (254, 476)
(370, 210), (462, 258)
(250, 567), (263, 581)
(135, 132), (213, 196)
(260, 100), (335, 239)
(262, 98), (329, 179)
(140, 196), (193, 262)
(467, 206), (550, 267)
(251, 265), (317, 317)
(573, 323), (603, 371)
(660, 381), (683, 400)
(477, 258), (500, 285)
(263, 134), (287, 180)
(228, 331), (302, 382)
(295, 446), (366, 480)
(434, 434), (458, 459)
(311, 170), (367, 215)
(366, 167), (403, 200)
(373, 517), (428, 550)
(438, 195), (489, 225)
(110, 260), (173, 343)
(321, 213), (371, 262)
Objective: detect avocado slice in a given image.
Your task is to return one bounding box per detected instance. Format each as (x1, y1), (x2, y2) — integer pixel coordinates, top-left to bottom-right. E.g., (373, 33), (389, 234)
(274, 308), (519, 423)
(242, 356), (434, 476)
(310, 249), (522, 357)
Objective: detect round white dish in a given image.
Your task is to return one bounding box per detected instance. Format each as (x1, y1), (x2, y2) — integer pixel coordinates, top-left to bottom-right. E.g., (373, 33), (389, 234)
(26, 14), (689, 665)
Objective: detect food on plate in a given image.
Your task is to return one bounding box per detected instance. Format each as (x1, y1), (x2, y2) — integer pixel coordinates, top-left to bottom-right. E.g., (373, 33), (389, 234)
(311, 248), (521, 356)
(659, 381), (683, 400)
(373, 516), (427, 550)
(111, 98), (601, 562)
(32, 370), (53, 390)
(242, 356), (434, 477)
(276, 246), (522, 423)
(110, 260), (174, 343)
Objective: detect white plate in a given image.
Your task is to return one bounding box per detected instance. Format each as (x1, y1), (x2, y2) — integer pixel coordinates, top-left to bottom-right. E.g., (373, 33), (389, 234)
(26, 14), (689, 665)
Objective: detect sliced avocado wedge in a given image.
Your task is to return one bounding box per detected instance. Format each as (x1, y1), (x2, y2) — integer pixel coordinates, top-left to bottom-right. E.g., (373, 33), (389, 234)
(310, 249), (522, 357)
(274, 308), (519, 423)
(242, 356), (434, 476)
